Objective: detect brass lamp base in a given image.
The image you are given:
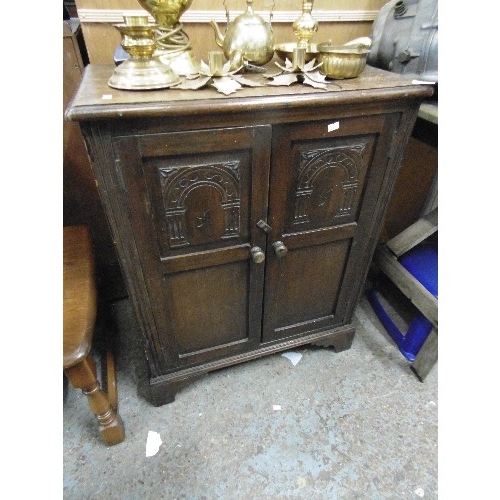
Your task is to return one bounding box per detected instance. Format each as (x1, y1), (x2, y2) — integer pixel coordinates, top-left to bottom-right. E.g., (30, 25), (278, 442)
(137, 1), (200, 77)
(108, 57), (181, 90)
(158, 48), (200, 76)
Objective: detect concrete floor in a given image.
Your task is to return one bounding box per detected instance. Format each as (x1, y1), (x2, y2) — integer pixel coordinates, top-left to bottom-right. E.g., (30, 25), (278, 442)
(63, 294), (437, 499)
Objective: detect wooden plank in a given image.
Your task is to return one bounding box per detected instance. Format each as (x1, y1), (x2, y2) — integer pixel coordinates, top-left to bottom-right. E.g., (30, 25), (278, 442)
(418, 102), (438, 125)
(411, 327), (438, 381)
(374, 244), (437, 327)
(386, 207), (438, 257)
(421, 171), (438, 217)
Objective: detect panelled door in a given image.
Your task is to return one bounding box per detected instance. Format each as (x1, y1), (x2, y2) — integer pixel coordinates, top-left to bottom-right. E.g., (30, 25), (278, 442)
(262, 115), (397, 343)
(112, 125), (271, 371)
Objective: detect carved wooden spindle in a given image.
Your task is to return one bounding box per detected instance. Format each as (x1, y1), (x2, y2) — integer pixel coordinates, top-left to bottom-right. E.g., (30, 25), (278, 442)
(65, 355), (125, 446)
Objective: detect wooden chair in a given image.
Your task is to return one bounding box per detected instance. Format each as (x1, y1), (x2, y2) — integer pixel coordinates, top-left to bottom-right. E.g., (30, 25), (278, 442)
(63, 226), (125, 446)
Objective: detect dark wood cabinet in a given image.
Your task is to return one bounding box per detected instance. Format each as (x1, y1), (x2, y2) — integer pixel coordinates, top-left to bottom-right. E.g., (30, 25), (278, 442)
(66, 65), (432, 406)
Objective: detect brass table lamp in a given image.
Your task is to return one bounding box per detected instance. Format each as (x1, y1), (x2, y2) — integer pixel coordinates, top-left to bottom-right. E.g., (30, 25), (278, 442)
(137, 0), (200, 76)
(108, 16), (181, 90)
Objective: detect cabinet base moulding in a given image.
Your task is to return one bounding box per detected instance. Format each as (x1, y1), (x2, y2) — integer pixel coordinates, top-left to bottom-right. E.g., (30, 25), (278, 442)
(147, 324), (356, 407)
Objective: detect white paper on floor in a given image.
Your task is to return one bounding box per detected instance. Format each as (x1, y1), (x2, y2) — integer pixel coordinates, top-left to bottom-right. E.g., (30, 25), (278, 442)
(281, 351), (302, 366)
(146, 430), (162, 457)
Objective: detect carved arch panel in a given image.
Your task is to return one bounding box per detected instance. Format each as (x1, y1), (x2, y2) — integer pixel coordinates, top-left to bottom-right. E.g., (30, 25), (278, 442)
(158, 161), (242, 249)
(289, 141), (369, 231)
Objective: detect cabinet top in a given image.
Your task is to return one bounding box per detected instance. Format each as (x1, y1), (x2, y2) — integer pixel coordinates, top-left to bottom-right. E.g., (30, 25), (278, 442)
(66, 64), (434, 122)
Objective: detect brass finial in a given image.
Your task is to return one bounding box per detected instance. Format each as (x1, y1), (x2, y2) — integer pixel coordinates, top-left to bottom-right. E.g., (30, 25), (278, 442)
(293, 1), (318, 49)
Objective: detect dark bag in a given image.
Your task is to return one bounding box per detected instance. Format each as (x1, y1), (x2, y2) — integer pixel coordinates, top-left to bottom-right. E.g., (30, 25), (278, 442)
(368, 0), (438, 82)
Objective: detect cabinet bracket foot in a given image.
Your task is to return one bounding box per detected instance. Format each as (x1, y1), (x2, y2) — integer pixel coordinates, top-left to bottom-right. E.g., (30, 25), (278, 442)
(147, 375), (203, 407)
(311, 327), (355, 352)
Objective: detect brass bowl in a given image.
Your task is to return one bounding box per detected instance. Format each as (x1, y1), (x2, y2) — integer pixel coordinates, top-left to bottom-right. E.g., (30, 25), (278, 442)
(317, 41), (370, 79)
(274, 42), (319, 63)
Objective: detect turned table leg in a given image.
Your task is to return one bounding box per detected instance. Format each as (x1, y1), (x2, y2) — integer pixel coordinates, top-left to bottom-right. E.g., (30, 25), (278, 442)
(64, 355), (125, 446)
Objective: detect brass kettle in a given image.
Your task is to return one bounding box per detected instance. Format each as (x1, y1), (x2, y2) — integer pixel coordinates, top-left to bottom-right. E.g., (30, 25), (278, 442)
(210, 0), (275, 70)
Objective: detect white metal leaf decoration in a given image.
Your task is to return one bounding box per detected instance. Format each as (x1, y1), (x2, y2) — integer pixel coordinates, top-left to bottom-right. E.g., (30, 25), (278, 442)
(265, 57), (327, 89)
(267, 73), (299, 87)
(212, 76), (242, 95)
(232, 75), (265, 88)
(173, 75), (211, 90)
(199, 59), (243, 77)
(304, 59), (323, 72)
(302, 71), (329, 89)
(274, 58), (323, 74)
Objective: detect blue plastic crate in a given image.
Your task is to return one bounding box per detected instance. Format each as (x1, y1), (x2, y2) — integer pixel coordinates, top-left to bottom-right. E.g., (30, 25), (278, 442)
(367, 240), (437, 361)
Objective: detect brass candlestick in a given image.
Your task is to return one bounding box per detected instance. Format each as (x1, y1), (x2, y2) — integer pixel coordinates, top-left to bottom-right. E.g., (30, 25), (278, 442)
(137, 0), (200, 76)
(108, 15), (181, 90)
(293, 0), (318, 49)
